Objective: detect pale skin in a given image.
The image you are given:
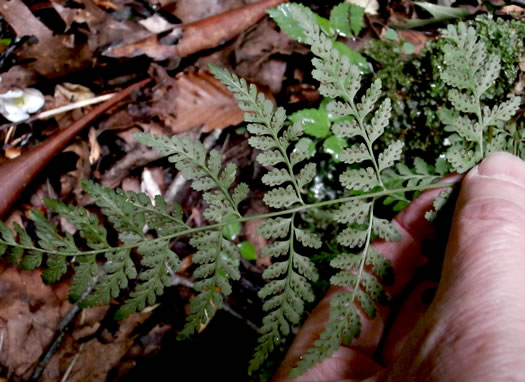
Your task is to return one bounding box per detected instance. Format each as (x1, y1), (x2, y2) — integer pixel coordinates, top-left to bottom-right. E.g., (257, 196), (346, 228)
(273, 152), (525, 381)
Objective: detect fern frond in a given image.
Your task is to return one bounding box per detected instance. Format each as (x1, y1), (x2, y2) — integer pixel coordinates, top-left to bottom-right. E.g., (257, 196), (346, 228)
(440, 22), (521, 172)
(210, 64), (326, 372)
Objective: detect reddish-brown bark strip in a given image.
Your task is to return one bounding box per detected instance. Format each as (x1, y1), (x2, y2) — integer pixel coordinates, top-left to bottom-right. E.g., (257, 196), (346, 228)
(108, 0), (289, 59)
(175, 0), (289, 57)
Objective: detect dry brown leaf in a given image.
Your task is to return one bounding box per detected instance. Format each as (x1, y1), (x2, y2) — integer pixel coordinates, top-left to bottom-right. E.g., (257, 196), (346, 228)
(88, 127), (102, 165)
(170, 70), (244, 133)
(499, 5), (525, 15)
(0, 0), (92, 91)
(0, 265), (72, 380)
(397, 30), (430, 54)
(51, 0), (150, 51)
(41, 310), (152, 382)
(172, 0), (243, 23)
(105, 0), (288, 60)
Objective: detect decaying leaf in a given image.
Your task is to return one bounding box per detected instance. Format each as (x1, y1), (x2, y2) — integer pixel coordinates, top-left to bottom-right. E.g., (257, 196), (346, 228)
(170, 70), (244, 133)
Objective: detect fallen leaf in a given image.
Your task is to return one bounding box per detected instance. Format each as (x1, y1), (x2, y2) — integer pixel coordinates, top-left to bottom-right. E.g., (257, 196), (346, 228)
(0, 0), (92, 90)
(54, 83), (96, 104)
(105, 0), (288, 60)
(169, 70), (244, 133)
(498, 5), (525, 15)
(88, 127), (102, 165)
(0, 265), (71, 380)
(397, 30), (430, 54)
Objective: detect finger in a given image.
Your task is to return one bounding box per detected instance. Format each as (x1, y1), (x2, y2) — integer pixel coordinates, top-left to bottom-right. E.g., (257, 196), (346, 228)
(388, 153), (525, 380)
(379, 281), (437, 364)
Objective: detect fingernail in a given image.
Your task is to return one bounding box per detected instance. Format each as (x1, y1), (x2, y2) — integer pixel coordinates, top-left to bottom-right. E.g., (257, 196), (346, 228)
(470, 152), (525, 188)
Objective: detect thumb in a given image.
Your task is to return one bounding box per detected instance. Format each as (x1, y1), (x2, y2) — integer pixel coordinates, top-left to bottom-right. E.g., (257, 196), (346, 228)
(388, 152), (525, 381)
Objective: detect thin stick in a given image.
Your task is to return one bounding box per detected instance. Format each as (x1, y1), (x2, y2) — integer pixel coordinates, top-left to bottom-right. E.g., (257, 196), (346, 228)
(0, 93), (117, 131)
(60, 343), (85, 382)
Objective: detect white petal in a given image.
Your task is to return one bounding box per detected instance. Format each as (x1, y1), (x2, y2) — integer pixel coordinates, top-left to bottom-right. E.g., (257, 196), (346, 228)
(0, 89), (24, 99)
(20, 88), (45, 113)
(3, 102), (30, 122)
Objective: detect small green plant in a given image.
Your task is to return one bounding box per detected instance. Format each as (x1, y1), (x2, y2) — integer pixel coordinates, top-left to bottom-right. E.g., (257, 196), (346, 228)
(0, 3), (522, 379)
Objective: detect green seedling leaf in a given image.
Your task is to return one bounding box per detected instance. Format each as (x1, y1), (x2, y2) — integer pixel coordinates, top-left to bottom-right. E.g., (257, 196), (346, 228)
(402, 42), (415, 54)
(0, 39), (12, 46)
(239, 241), (257, 261)
(323, 136), (347, 159)
(289, 109), (331, 138)
(385, 28), (398, 40)
(268, 3), (333, 43)
(221, 215), (241, 240)
(395, 3), (469, 28)
(414, 2), (469, 19)
(330, 3), (365, 37)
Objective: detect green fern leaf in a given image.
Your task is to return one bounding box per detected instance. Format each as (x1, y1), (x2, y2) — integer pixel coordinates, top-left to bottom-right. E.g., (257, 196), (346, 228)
(483, 97), (521, 127)
(258, 218), (291, 239)
(448, 89), (478, 114)
(330, 252), (361, 269)
(262, 168), (291, 187)
(81, 248), (136, 307)
(332, 119), (361, 138)
(476, 54), (500, 95)
(70, 256), (98, 302)
(333, 199), (371, 225)
(425, 188), (454, 221)
(263, 185), (301, 208)
(378, 140), (404, 171)
(330, 271), (357, 287)
(262, 261), (288, 279)
(337, 226), (368, 247)
(115, 239), (180, 319)
(339, 143), (370, 164)
(340, 167), (378, 191)
(262, 241), (289, 257)
(358, 79), (382, 120)
(366, 247), (394, 284)
(295, 228), (322, 249)
(360, 272), (388, 304)
(296, 163), (317, 188)
(367, 98), (391, 143)
(372, 217), (401, 241)
(257, 150), (285, 166)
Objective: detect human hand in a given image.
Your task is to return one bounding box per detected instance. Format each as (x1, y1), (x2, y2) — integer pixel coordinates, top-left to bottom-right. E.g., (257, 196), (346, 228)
(273, 152), (525, 381)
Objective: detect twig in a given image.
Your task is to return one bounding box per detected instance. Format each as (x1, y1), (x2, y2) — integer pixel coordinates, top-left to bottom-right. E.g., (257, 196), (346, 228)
(29, 304), (82, 381)
(60, 343), (85, 382)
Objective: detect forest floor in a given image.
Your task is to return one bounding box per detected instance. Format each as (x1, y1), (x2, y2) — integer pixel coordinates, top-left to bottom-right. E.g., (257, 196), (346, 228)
(0, 0), (522, 381)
